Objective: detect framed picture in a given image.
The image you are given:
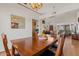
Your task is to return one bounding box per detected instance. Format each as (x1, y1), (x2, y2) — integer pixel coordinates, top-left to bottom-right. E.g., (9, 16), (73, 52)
(11, 15), (25, 29)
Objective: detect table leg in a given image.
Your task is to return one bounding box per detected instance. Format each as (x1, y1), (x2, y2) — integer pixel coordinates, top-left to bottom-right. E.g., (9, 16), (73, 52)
(12, 45), (15, 56)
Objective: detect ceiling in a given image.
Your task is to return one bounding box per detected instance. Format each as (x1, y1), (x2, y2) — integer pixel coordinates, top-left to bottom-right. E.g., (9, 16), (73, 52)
(21, 3), (71, 15)
(20, 3), (79, 19)
(35, 3), (71, 14)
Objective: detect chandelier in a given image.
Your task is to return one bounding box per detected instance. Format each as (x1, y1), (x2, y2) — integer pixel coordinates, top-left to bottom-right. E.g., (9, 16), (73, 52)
(30, 3), (42, 10)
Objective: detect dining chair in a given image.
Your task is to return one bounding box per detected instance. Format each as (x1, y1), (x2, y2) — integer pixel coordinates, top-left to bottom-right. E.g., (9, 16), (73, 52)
(1, 33), (20, 56)
(55, 35), (65, 56)
(41, 35), (65, 56)
(33, 31), (39, 40)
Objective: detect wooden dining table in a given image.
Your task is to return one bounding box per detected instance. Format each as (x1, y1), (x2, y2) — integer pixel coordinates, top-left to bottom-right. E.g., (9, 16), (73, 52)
(11, 36), (57, 56)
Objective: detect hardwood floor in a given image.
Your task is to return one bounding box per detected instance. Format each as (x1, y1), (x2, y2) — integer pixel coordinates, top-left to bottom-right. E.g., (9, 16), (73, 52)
(1, 36), (79, 56)
(0, 51), (6, 56)
(63, 36), (79, 56)
(0, 49), (17, 56)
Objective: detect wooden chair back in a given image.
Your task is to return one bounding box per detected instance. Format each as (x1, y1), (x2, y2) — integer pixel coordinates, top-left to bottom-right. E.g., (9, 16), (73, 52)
(55, 35), (65, 56)
(33, 31), (39, 40)
(1, 33), (11, 56)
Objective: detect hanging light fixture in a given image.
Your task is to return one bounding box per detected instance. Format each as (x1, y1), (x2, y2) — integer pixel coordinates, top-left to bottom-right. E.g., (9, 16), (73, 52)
(24, 3), (43, 10)
(30, 3), (42, 10)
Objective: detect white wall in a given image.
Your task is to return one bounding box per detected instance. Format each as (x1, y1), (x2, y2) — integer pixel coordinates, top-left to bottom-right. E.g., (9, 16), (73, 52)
(0, 4), (39, 52)
(56, 11), (77, 24)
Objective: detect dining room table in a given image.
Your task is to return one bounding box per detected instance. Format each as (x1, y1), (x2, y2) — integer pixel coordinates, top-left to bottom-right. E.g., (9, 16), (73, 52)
(11, 36), (57, 56)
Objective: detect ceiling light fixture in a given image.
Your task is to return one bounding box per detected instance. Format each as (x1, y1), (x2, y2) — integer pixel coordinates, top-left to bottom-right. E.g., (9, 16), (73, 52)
(30, 3), (42, 10)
